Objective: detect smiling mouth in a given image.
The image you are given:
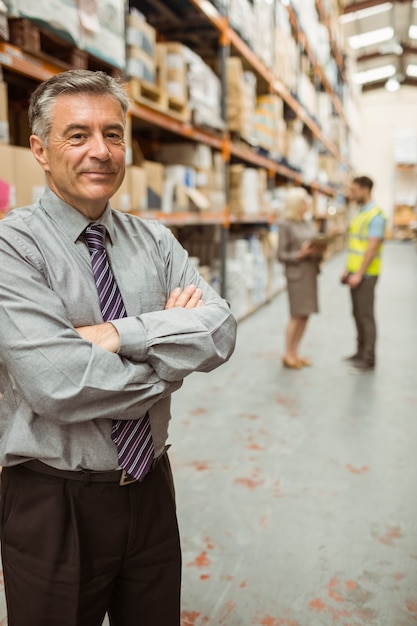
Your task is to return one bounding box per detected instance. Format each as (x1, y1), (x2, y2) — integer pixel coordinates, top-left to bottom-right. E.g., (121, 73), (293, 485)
(81, 171), (117, 179)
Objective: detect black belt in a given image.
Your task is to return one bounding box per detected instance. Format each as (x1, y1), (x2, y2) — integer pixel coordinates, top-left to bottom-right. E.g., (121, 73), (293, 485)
(21, 446), (170, 486)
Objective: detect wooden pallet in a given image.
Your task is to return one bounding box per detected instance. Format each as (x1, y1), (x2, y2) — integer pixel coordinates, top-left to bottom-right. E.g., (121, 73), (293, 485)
(8, 18), (123, 77)
(129, 78), (191, 123)
(164, 94), (191, 122)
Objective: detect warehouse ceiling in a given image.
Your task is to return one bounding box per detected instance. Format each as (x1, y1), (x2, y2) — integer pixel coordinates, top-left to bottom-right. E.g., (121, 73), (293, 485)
(341, 0), (417, 91)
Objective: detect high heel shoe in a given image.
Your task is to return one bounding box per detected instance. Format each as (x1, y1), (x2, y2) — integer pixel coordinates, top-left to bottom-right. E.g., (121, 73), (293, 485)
(282, 357), (302, 369)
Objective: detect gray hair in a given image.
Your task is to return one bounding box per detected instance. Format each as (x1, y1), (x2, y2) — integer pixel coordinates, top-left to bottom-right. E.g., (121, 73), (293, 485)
(28, 69), (130, 145)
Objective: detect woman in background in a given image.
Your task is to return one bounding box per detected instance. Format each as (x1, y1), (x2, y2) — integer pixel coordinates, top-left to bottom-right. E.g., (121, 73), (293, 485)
(278, 187), (324, 369)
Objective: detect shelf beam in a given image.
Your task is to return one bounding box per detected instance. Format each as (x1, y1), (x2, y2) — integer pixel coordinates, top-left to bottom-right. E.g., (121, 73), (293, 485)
(286, 6), (350, 132)
(0, 42), (62, 81)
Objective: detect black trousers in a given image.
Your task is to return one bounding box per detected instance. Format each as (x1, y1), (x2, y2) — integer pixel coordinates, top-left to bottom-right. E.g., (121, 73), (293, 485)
(0, 455), (181, 626)
(350, 275), (378, 365)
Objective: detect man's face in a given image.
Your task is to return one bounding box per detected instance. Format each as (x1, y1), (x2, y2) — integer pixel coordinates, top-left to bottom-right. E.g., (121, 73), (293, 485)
(30, 93), (126, 219)
(350, 183), (369, 205)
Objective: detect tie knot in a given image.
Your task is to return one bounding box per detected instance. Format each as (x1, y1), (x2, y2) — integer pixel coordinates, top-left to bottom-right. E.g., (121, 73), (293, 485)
(85, 224), (106, 252)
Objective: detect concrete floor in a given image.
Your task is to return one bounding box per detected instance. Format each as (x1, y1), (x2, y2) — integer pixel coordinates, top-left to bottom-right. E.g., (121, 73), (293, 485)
(1, 241), (416, 626)
(170, 241), (417, 626)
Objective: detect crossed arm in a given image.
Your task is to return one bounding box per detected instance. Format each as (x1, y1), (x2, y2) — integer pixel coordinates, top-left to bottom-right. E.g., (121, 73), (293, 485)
(76, 284), (203, 352)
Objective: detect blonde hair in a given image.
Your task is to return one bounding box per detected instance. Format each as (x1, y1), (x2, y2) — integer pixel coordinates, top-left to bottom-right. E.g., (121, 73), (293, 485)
(283, 187), (311, 222)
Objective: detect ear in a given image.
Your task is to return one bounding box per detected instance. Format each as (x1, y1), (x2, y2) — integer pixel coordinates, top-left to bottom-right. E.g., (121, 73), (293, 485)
(30, 135), (51, 173)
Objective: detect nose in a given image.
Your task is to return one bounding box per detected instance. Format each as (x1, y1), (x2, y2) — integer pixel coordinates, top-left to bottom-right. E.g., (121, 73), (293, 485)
(89, 134), (111, 160)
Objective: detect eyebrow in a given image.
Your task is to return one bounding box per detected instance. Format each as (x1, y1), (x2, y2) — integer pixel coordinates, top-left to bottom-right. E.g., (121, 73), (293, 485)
(63, 123), (125, 134)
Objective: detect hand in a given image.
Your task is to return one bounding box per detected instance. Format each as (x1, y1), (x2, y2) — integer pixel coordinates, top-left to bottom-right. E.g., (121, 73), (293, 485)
(299, 241), (313, 259)
(309, 244), (325, 258)
(340, 271), (349, 285)
(76, 322), (120, 352)
(165, 285), (204, 310)
(347, 272), (363, 289)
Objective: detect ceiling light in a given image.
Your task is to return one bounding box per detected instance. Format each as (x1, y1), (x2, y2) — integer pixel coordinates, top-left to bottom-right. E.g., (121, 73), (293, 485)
(385, 77), (400, 91)
(406, 63), (417, 77)
(353, 64), (396, 85)
(340, 3), (393, 24)
(409, 25), (417, 39)
(348, 27), (394, 50)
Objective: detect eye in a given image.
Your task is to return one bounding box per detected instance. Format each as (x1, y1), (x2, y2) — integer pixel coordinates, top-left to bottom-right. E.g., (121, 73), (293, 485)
(69, 133), (87, 144)
(106, 132), (124, 144)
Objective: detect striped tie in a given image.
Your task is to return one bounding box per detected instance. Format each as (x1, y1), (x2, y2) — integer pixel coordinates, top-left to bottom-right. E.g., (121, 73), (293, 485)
(84, 224), (154, 481)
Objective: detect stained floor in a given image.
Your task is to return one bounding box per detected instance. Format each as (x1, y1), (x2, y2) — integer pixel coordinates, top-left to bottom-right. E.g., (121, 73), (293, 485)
(1, 242), (417, 626)
(170, 241), (417, 626)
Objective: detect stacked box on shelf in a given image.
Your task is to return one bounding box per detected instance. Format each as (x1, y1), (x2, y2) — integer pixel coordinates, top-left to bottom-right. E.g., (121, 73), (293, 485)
(226, 235), (270, 318)
(143, 161), (164, 210)
(156, 142), (224, 213)
(252, 0), (274, 69)
(229, 165), (269, 216)
(0, 0), (9, 40)
(158, 143), (225, 212)
(111, 166), (147, 214)
(162, 164), (200, 213)
(0, 143), (14, 216)
(0, 144), (46, 214)
(126, 10), (156, 84)
(5, 0), (80, 45)
(254, 94), (286, 157)
(185, 46), (223, 130)
(316, 92), (333, 136)
(228, 0), (254, 49)
(200, 151), (226, 213)
(158, 43), (222, 129)
(226, 57), (256, 144)
(297, 72), (318, 118)
(79, 0), (125, 70)
(0, 80), (9, 144)
(274, 0), (299, 91)
(284, 119), (310, 171)
(156, 42), (188, 104)
(274, 29), (299, 92)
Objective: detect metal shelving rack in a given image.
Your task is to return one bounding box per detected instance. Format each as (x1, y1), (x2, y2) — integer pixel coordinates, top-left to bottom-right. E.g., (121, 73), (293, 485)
(0, 0), (352, 303)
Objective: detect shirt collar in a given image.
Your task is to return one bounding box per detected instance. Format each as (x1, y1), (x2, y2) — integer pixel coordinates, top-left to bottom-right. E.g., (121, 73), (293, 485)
(359, 200), (375, 212)
(39, 186), (116, 244)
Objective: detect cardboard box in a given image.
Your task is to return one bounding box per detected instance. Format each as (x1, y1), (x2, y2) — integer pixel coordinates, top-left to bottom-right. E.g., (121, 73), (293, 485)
(126, 11), (156, 57)
(156, 42), (188, 104)
(226, 57), (256, 143)
(110, 173), (130, 212)
(12, 146), (46, 207)
(156, 142), (212, 169)
(143, 160), (164, 210)
(126, 45), (156, 83)
(0, 81), (9, 144)
(0, 144), (15, 213)
(127, 166), (147, 212)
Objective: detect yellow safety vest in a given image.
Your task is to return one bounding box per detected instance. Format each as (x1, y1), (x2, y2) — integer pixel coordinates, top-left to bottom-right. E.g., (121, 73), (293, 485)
(346, 205), (386, 276)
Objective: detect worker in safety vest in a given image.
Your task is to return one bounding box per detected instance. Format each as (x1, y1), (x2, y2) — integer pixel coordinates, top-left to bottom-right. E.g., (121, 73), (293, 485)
(341, 176), (387, 371)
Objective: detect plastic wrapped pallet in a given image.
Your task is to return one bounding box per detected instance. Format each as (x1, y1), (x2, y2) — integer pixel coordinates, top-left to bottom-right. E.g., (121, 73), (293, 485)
(5, 0), (80, 45)
(79, 0), (125, 70)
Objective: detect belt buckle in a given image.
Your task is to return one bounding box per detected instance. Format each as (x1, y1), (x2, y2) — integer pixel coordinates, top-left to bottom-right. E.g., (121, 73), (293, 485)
(119, 470), (137, 486)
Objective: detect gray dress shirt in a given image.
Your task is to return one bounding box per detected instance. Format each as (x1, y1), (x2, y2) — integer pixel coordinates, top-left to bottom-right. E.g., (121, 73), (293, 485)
(0, 187), (236, 471)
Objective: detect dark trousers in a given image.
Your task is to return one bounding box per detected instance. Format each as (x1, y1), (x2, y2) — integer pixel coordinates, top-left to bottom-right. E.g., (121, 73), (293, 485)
(0, 454), (181, 626)
(350, 275), (378, 365)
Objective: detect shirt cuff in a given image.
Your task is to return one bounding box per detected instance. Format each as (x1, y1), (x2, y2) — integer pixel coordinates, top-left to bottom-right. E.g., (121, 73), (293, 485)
(110, 317), (147, 361)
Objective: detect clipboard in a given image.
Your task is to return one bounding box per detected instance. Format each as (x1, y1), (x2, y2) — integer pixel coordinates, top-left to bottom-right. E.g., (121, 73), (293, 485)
(310, 233), (333, 246)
